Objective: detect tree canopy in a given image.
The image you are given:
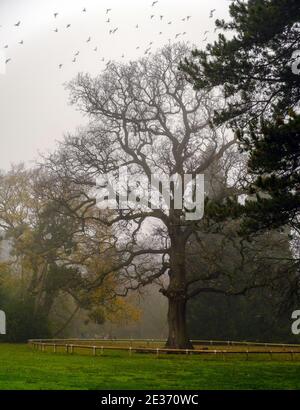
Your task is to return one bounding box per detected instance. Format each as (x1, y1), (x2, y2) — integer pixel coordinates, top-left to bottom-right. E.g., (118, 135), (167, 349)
(182, 0), (300, 239)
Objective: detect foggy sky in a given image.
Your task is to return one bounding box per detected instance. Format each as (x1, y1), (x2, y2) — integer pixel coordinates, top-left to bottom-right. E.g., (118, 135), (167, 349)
(0, 0), (231, 170)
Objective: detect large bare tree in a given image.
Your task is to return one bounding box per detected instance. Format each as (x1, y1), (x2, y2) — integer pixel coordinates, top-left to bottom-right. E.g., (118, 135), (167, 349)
(42, 43), (267, 349)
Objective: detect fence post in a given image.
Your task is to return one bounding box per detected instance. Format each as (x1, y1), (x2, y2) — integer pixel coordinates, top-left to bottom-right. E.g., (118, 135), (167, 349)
(101, 346), (104, 355)
(93, 346), (96, 356)
(156, 348), (159, 357)
(53, 344), (56, 353)
(129, 347), (132, 356)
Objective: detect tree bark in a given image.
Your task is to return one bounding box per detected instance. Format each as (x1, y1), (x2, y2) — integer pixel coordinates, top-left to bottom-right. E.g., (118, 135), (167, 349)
(166, 290), (193, 349)
(164, 226), (193, 349)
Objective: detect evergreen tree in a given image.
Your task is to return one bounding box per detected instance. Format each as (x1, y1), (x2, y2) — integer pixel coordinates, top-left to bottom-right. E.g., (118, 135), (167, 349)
(182, 0), (300, 233)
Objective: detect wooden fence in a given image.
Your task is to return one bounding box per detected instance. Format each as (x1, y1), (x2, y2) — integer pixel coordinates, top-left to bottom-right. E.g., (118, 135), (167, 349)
(28, 339), (300, 360)
(28, 338), (300, 348)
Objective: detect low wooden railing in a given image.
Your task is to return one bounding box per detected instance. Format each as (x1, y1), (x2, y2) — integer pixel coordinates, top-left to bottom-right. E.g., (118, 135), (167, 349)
(28, 338), (300, 360)
(28, 338), (300, 347)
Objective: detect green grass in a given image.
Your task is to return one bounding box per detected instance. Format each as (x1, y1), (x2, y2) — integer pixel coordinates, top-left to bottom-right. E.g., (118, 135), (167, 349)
(0, 343), (300, 390)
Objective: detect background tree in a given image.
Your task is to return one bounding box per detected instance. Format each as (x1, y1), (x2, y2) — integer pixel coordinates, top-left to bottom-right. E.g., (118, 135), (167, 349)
(185, 153), (298, 341)
(0, 165), (137, 341)
(182, 0), (300, 125)
(181, 0), (300, 232)
(188, 290), (300, 343)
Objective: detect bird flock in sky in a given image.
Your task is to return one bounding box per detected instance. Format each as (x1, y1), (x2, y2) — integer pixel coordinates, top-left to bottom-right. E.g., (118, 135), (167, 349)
(0, 1), (219, 70)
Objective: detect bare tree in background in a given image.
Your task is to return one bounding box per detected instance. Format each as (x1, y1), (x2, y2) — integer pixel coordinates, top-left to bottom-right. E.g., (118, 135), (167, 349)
(42, 43), (251, 349)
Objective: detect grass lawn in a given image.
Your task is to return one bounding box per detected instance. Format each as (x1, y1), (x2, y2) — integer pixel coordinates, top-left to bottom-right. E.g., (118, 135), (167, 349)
(0, 343), (300, 390)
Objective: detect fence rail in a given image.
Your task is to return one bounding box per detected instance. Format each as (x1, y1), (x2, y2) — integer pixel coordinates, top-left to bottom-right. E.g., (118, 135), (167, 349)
(28, 338), (300, 348)
(28, 338), (300, 360)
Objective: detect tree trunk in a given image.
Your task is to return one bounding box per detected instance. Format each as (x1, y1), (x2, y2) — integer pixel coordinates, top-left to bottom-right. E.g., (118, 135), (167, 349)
(166, 292), (193, 349)
(164, 225), (193, 350)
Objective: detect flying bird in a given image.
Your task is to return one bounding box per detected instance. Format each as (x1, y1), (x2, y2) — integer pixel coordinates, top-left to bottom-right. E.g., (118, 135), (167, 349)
(19, 40), (24, 45)
(66, 24), (71, 28)
(150, 15), (154, 19)
(54, 13), (58, 18)
(94, 47), (98, 52)
(209, 9), (216, 18)
(160, 15), (164, 20)
(4, 45), (8, 48)
(106, 18), (110, 23)
(204, 30), (209, 35)
(152, 1), (158, 6)
(159, 31), (162, 35)
(106, 8), (111, 14)
(136, 46), (140, 49)
(5, 58), (11, 64)
(181, 18), (186, 22)
(203, 36), (207, 41)
(186, 16), (191, 20)
(58, 64), (63, 69)
(175, 33), (181, 38)
(72, 58), (76, 63)
(113, 27), (118, 33)
(75, 51), (80, 56)
(86, 37), (91, 42)
(168, 21), (172, 25)
(136, 24), (139, 28)
(82, 8), (86, 12)
(14, 21), (21, 27)
(54, 28), (58, 32)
